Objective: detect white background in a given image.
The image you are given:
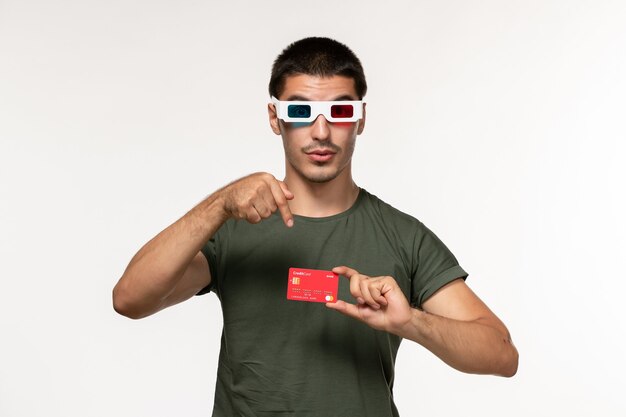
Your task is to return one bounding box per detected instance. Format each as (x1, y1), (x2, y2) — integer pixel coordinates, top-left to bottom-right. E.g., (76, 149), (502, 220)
(1, 1), (625, 416)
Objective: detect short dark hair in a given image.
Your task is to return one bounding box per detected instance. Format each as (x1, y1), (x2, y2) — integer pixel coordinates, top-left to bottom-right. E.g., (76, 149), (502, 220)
(269, 37), (367, 99)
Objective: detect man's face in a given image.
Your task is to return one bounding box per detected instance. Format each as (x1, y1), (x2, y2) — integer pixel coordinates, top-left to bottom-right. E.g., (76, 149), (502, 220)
(268, 74), (366, 184)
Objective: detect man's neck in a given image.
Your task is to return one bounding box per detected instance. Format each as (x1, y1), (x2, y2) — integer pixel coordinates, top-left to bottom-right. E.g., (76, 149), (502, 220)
(283, 170), (360, 218)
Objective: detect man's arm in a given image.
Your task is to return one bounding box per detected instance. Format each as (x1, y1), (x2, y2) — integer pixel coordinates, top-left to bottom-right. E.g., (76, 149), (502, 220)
(404, 279), (518, 376)
(112, 173), (294, 319)
(326, 266), (518, 377)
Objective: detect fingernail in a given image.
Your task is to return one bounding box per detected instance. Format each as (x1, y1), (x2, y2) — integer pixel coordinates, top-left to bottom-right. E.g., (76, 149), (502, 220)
(287, 219), (293, 227)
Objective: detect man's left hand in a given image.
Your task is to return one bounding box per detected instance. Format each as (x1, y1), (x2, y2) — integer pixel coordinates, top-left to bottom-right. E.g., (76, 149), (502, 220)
(325, 265), (412, 334)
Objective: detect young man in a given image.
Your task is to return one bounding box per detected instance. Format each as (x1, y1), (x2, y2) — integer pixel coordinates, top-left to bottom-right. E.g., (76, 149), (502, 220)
(113, 37), (518, 416)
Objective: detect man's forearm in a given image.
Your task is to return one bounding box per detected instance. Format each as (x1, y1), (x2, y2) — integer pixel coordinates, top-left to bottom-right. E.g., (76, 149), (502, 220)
(113, 192), (227, 317)
(396, 308), (519, 377)
(113, 172), (295, 319)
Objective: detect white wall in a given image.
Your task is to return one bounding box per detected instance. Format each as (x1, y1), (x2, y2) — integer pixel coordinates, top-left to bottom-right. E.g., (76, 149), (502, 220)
(1, 1), (625, 416)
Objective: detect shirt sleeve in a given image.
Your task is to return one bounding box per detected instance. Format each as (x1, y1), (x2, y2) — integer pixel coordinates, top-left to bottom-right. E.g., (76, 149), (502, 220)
(410, 222), (468, 308)
(195, 233), (219, 296)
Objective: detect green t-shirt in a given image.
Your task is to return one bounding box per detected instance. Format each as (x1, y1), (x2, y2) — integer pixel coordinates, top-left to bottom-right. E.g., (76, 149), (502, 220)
(197, 188), (467, 417)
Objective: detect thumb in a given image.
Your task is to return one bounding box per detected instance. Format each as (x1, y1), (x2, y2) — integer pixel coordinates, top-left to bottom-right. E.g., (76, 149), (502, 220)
(325, 300), (361, 321)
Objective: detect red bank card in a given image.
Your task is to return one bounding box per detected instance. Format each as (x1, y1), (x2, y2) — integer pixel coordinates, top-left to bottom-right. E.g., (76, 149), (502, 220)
(287, 268), (339, 303)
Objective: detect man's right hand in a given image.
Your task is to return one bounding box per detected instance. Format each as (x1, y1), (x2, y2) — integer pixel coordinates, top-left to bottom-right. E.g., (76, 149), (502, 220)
(113, 172), (294, 319)
(218, 172), (295, 227)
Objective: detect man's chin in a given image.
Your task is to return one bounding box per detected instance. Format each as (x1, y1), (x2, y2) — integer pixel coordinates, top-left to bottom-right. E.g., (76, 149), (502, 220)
(306, 175), (336, 184)
(301, 167), (340, 183)
(286, 156), (346, 184)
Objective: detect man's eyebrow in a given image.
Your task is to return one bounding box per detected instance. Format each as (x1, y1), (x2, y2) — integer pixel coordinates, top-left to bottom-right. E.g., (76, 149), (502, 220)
(284, 94), (358, 101)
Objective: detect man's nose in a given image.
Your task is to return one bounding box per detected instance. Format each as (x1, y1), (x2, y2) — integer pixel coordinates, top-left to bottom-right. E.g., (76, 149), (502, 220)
(311, 115), (330, 140)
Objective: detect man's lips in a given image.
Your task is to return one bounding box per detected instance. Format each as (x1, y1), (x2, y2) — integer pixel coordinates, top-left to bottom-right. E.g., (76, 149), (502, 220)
(307, 150), (336, 155)
(306, 149), (336, 162)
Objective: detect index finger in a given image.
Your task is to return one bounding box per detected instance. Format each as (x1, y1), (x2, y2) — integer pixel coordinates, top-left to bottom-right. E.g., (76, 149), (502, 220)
(269, 180), (294, 227)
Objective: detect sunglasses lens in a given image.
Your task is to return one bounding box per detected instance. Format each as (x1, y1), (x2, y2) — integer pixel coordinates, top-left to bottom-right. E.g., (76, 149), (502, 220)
(287, 104), (311, 118)
(330, 104), (354, 118)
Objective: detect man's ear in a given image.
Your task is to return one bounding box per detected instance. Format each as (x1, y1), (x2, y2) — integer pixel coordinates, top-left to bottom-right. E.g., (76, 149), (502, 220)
(357, 102), (366, 135)
(268, 103), (282, 135)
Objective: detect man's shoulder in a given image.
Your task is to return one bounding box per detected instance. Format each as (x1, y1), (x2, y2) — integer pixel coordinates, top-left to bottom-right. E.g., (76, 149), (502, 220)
(359, 188), (422, 227)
